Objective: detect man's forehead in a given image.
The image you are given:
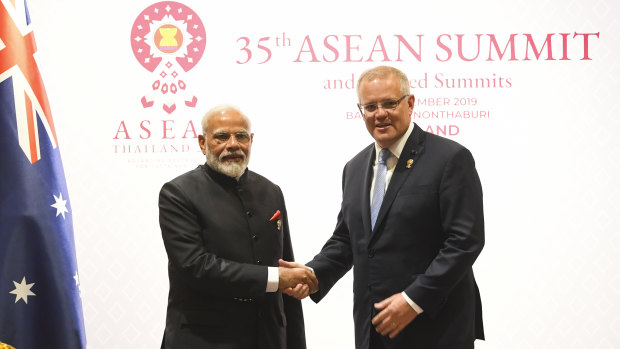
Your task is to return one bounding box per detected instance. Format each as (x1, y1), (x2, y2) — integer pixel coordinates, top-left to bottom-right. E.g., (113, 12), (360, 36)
(207, 112), (250, 130)
(211, 127), (249, 134)
(361, 75), (398, 89)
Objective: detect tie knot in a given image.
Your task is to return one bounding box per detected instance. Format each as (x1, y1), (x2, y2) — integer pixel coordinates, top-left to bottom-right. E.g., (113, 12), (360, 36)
(378, 148), (391, 164)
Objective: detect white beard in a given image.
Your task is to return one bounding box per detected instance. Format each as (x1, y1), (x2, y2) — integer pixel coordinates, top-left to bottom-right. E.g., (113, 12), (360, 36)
(206, 149), (249, 180)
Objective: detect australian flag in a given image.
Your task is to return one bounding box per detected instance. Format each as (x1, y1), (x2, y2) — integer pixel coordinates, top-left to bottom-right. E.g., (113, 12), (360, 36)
(0, 1), (86, 348)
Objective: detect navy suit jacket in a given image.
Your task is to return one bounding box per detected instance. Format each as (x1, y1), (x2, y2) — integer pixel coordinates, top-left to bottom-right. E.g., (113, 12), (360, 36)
(308, 124), (484, 349)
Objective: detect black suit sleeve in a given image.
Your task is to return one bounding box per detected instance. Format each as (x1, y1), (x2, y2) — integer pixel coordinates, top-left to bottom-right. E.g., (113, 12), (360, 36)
(404, 147), (485, 317)
(159, 181), (267, 298)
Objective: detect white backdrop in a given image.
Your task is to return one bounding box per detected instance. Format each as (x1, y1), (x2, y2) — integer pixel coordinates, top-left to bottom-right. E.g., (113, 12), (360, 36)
(27, 0), (620, 347)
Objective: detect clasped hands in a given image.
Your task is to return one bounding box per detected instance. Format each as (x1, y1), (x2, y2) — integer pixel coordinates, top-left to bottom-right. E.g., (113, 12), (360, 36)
(277, 259), (318, 300)
(278, 260), (416, 339)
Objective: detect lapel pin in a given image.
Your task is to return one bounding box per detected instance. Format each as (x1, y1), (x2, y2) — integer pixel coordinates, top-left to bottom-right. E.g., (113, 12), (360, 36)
(406, 159), (414, 168)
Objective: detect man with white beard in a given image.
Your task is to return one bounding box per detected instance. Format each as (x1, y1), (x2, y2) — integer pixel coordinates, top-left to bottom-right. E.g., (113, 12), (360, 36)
(158, 105), (315, 349)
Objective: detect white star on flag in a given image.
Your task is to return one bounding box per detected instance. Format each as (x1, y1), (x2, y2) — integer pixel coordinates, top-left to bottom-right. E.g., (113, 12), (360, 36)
(9, 277), (36, 304)
(51, 192), (69, 219)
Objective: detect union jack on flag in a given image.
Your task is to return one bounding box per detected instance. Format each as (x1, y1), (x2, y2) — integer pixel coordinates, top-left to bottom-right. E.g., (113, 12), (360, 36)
(0, 1), (86, 348)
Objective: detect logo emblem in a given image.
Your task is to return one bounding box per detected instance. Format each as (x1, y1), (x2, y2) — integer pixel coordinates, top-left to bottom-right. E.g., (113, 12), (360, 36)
(130, 1), (206, 114)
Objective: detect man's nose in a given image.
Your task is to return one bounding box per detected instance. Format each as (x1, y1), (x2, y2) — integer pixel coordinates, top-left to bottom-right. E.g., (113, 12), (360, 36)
(374, 106), (389, 119)
(225, 135), (240, 149)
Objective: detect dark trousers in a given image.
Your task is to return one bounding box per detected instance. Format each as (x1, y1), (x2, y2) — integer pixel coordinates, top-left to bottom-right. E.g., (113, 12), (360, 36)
(370, 328), (388, 349)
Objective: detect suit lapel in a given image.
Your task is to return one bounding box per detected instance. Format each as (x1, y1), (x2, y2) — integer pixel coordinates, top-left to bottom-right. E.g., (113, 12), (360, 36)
(361, 145), (375, 237)
(369, 124), (427, 244)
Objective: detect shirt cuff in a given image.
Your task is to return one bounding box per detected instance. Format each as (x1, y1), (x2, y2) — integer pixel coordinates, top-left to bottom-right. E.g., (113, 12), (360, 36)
(401, 291), (424, 314)
(266, 266), (279, 292)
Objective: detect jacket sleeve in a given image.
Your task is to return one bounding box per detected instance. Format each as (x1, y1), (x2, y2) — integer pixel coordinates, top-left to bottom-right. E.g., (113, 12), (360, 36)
(404, 147), (485, 318)
(159, 180), (267, 298)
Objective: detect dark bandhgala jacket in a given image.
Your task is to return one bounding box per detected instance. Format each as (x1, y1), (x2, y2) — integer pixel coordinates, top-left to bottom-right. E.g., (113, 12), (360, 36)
(308, 124), (484, 349)
(159, 164), (306, 349)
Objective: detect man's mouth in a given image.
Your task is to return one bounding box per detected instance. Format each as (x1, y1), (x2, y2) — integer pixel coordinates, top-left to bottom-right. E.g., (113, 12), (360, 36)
(222, 155), (244, 162)
(220, 150), (246, 162)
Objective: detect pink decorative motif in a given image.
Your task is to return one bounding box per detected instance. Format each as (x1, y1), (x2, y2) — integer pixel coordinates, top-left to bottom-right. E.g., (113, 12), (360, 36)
(141, 96), (154, 108)
(185, 96), (197, 107)
(131, 2), (206, 113)
(130, 2), (206, 73)
(163, 103), (176, 114)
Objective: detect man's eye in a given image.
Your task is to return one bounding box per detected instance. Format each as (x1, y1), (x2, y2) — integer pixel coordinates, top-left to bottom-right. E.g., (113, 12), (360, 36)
(214, 134), (230, 141)
(235, 133), (250, 141)
(364, 105), (378, 112)
(383, 101), (398, 109)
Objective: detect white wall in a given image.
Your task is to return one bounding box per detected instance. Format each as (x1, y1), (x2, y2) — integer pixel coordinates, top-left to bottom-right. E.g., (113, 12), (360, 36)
(29, 0), (620, 347)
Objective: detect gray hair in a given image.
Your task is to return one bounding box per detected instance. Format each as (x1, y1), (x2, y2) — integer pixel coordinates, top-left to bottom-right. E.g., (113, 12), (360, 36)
(356, 66), (410, 100)
(201, 104), (252, 134)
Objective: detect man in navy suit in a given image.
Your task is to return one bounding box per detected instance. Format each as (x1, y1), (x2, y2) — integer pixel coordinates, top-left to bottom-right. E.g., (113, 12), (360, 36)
(283, 66), (485, 348)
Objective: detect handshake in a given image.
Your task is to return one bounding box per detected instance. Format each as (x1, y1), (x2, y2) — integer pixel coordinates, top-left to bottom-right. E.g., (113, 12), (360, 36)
(278, 259), (318, 300)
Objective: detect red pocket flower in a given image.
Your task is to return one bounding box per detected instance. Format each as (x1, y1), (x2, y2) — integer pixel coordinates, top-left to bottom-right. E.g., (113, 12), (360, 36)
(269, 210), (281, 221)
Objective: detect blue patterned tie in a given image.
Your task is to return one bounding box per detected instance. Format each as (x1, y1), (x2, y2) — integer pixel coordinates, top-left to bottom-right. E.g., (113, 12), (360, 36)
(371, 148), (391, 230)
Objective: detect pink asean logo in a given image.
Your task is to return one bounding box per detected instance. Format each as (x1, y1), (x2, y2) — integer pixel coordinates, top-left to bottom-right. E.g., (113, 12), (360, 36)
(130, 1), (206, 114)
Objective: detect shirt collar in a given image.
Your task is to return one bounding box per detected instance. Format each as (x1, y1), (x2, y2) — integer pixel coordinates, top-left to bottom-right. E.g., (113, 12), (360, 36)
(374, 122), (415, 162)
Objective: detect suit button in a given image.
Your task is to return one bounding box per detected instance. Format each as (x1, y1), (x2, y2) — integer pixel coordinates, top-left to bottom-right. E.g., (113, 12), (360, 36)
(246, 210), (252, 217)
(368, 249), (375, 258)
(256, 260), (262, 264)
(252, 234), (258, 240)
